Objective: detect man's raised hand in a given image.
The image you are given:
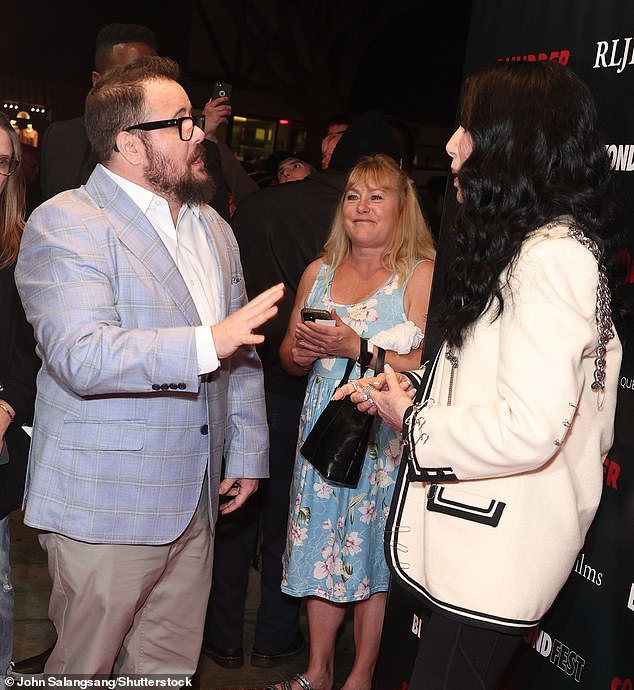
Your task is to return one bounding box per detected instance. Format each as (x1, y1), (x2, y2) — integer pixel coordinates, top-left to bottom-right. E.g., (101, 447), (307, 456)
(211, 283), (285, 359)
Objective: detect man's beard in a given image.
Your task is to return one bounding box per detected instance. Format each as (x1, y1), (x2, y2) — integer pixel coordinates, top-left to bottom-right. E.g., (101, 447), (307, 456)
(143, 140), (215, 206)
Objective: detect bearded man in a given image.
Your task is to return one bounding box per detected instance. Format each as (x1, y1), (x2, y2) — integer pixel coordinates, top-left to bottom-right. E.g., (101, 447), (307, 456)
(15, 56), (283, 677)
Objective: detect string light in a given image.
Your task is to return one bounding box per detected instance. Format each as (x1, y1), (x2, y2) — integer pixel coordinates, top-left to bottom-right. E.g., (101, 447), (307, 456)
(1, 101), (46, 113)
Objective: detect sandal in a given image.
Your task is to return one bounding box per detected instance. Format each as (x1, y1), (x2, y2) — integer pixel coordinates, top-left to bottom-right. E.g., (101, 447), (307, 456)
(266, 673), (314, 690)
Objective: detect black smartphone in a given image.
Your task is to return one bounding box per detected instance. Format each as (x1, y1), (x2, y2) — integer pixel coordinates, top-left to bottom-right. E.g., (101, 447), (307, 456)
(212, 81), (232, 103)
(301, 308), (333, 323)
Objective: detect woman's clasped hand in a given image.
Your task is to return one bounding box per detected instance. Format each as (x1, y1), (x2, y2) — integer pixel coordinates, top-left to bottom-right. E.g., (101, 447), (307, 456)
(292, 310), (364, 367)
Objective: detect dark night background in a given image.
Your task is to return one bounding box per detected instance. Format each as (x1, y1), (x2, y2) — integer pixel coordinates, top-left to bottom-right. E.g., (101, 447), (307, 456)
(350, 2), (472, 126)
(0, 1), (472, 141)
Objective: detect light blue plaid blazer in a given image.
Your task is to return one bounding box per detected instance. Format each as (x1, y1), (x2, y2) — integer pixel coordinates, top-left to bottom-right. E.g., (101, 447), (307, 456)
(15, 165), (268, 544)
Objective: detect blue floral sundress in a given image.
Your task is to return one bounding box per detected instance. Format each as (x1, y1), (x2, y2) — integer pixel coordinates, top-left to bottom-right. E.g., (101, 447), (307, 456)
(281, 262), (417, 602)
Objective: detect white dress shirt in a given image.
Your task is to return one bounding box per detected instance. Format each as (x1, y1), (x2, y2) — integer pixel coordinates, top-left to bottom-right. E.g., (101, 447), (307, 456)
(102, 166), (219, 374)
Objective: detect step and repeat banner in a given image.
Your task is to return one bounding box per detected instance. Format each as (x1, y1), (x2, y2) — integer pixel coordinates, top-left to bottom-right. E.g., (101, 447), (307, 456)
(375, 1), (634, 688)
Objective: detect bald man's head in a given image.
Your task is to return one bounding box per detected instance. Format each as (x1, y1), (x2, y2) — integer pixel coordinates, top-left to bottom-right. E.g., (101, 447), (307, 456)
(92, 23), (158, 86)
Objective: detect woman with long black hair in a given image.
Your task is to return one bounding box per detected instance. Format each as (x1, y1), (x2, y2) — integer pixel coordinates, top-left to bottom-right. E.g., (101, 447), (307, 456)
(336, 60), (623, 689)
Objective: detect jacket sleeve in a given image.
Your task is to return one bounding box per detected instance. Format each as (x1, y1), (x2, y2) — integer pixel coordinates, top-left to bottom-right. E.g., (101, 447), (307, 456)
(218, 218), (269, 478)
(15, 203), (200, 397)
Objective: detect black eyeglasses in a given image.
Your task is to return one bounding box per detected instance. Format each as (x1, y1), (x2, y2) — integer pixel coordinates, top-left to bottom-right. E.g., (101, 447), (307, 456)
(0, 155), (17, 177)
(123, 115), (205, 142)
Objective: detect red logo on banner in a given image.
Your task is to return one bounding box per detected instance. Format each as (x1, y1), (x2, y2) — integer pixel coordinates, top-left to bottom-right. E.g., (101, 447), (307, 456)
(497, 50), (570, 64)
(603, 457), (621, 490)
(611, 678), (633, 690)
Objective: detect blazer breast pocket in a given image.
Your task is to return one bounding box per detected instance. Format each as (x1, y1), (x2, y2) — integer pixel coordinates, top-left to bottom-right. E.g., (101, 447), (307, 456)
(426, 485), (505, 527)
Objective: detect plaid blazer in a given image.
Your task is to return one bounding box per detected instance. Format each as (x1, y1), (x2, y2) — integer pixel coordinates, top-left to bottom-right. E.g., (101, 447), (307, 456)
(15, 164), (268, 544)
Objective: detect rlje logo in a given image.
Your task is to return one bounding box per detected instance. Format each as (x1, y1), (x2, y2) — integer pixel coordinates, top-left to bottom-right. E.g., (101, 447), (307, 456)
(593, 37), (634, 73)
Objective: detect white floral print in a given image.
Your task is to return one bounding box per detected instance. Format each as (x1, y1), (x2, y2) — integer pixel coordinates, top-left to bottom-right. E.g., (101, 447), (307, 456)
(359, 500), (377, 524)
(343, 298), (379, 334)
(282, 262), (419, 602)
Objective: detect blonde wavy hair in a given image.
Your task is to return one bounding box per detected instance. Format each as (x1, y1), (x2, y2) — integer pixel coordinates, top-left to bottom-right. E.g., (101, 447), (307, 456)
(322, 154), (435, 285)
(0, 112), (25, 268)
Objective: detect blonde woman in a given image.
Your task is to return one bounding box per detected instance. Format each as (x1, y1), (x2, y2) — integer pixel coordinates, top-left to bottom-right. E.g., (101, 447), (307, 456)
(274, 154), (435, 690)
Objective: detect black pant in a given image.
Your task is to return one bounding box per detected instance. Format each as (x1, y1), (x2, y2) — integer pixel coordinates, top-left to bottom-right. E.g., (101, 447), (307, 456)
(204, 393), (302, 653)
(409, 611), (523, 690)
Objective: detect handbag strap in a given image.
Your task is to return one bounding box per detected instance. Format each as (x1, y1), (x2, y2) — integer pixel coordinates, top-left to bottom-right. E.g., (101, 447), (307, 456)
(374, 345), (386, 374)
(339, 357), (358, 386)
(338, 339), (386, 386)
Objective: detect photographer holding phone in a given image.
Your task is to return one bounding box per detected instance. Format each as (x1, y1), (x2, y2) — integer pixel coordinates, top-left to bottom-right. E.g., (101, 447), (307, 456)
(274, 154), (435, 690)
(202, 83), (258, 219)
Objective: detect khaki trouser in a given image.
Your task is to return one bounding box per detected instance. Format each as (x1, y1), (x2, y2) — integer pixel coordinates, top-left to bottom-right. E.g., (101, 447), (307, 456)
(40, 481), (212, 676)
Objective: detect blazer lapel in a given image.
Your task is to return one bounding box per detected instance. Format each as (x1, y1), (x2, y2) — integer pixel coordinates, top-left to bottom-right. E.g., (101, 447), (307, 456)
(200, 208), (230, 318)
(85, 166), (201, 326)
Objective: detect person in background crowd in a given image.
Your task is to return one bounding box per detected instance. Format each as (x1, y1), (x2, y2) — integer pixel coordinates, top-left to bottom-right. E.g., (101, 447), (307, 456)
(17, 141), (40, 219)
(418, 174), (447, 241)
(15, 56), (283, 676)
(39, 23), (246, 224)
(202, 94), (258, 218)
(261, 150), (316, 187)
(320, 115), (351, 170)
(39, 23), (158, 202)
(272, 153), (435, 690)
(337, 60), (623, 690)
(0, 112), (40, 686)
(202, 111), (406, 673)
(276, 154), (316, 184)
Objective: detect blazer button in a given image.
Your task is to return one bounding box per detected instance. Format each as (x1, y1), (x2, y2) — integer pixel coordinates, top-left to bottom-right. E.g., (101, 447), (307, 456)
(160, 383), (169, 390)
(152, 384), (161, 391)
(169, 383), (178, 390)
(178, 383), (187, 390)
(200, 424), (209, 435)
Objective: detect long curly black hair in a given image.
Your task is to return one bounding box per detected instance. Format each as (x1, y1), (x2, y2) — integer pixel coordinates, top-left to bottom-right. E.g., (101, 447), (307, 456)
(440, 60), (621, 349)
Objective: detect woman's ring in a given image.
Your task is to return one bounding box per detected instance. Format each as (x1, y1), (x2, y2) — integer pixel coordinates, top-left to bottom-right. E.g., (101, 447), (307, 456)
(361, 385), (374, 397)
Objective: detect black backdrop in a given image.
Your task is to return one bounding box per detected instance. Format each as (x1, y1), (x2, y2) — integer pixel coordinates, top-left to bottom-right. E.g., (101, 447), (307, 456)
(374, 1), (634, 688)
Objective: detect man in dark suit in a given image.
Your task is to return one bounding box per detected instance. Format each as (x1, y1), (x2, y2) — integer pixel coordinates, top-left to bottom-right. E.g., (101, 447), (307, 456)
(39, 23), (158, 202)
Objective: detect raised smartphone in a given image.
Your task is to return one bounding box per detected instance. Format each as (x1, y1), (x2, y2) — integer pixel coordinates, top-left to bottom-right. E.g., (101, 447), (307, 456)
(212, 81), (232, 103)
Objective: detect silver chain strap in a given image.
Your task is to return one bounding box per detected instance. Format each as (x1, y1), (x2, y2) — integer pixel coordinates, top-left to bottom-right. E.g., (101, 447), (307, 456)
(565, 222), (615, 396)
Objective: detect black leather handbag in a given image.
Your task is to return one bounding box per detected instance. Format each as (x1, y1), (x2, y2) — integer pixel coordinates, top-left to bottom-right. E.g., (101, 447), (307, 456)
(300, 341), (385, 488)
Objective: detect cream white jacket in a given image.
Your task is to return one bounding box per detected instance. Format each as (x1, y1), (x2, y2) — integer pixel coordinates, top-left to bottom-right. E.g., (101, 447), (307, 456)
(386, 221), (622, 632)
